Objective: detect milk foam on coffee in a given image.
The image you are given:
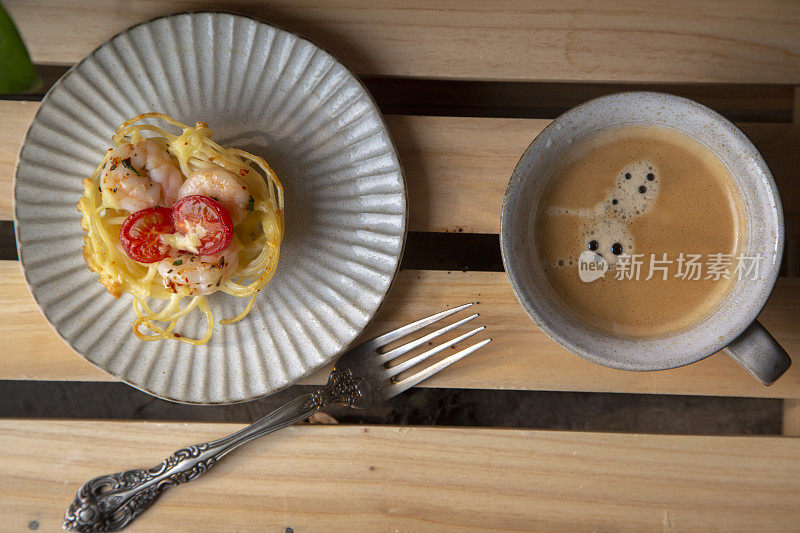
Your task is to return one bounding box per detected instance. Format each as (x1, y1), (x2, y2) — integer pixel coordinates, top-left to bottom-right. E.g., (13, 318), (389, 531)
(545, 159), (659, 267)
(533, 125), (746, 338)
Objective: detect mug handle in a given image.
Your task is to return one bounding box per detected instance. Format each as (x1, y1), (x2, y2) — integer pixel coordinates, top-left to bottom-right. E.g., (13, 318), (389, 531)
(724, 320), (791, 385)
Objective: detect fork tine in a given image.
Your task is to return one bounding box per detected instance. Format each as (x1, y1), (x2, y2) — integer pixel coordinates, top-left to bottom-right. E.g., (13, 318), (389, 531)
(368, 302), (473, 349)
(386, 326), (485, 377)
(380, 313), (479, 362)
(389, 338), (492, 395)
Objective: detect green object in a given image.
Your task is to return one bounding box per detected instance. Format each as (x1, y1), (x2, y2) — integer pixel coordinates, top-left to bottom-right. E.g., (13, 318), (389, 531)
(122, 158), (141, 176)
(0, 3), (40, 93)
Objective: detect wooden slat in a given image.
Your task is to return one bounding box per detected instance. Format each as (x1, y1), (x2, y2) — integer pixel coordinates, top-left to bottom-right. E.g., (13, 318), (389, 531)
(366, 272), (800, 398)
(2, 102), (799, 236)
(2, 261), (799, 398)
(5, 0), (800, 84)
(0, 101), (36, 220)
(391, 114), (548, 234)
(398, 117), (800, 235)
(2, 420), (799, 532)
(785, 399), (800, 436)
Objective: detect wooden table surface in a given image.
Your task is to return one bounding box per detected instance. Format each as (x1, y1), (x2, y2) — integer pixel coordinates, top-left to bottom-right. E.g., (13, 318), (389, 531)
(1, 1), (799, 531)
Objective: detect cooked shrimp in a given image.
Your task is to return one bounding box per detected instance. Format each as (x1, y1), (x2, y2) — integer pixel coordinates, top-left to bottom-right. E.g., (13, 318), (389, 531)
(129, 140), (183, 207)
(100, 144), (161, 212)
(157, 240), (240, 296)
(178, 166), (250, 224)
(100, 141), (183, 212)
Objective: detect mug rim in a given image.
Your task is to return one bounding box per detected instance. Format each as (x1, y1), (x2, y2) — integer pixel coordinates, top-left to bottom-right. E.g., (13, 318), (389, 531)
(499, 91), (785, 371)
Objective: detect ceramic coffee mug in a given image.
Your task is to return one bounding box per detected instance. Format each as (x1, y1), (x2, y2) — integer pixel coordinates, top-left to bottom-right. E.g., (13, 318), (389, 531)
(500, 92), (791, 385)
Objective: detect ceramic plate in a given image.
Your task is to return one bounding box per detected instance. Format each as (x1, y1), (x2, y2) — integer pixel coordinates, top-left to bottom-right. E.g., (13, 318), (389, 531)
(14, 12), (407, 404)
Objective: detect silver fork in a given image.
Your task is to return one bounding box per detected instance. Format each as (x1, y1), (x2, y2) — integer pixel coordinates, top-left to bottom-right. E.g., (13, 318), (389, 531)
(64, 303), (490, 532)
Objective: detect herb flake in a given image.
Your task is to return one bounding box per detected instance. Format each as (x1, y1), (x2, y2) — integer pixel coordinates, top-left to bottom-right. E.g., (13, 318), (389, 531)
(122, 158), (140, 176)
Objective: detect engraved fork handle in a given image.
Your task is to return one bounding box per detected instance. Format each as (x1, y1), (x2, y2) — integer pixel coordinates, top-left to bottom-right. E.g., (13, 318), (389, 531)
(63, 369), (361, 532)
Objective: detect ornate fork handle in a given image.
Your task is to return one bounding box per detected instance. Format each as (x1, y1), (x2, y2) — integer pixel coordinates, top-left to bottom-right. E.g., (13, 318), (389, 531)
(64, 369), (362, 532)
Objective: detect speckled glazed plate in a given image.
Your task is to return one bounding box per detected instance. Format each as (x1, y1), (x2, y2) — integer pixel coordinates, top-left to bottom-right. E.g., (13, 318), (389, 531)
(13, 12), (407, 404)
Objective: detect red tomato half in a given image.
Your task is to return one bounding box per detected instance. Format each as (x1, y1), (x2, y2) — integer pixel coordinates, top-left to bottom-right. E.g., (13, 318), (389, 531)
(119, 207), (175, 263)
(172, 195), (233, 255)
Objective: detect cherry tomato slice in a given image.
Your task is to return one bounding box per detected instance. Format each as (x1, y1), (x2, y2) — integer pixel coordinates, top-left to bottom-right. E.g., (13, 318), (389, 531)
(171, 195), (233, 255)
(119, 207), (175, 263)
